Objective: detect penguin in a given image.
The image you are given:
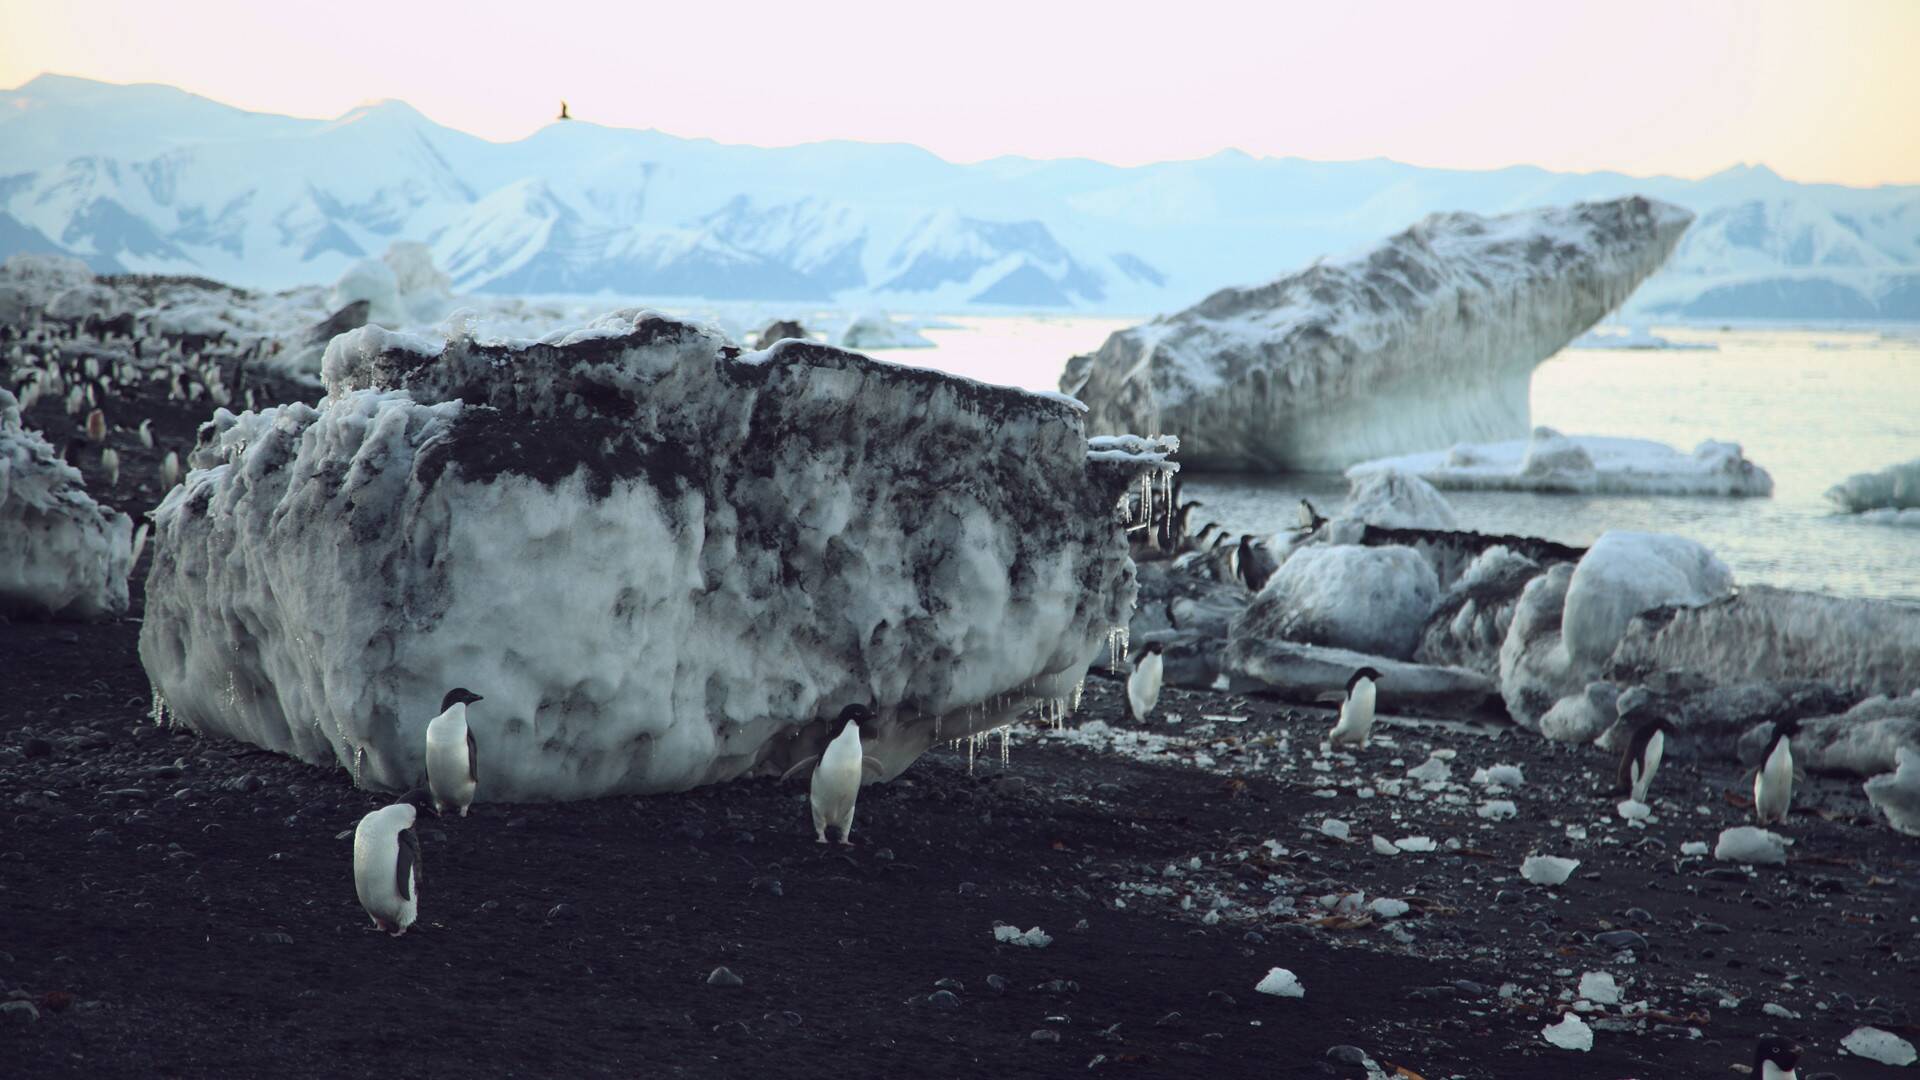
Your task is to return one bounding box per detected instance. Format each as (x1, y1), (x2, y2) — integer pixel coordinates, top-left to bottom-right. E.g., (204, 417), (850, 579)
(1127, 642), (1165, 722)
(781, 705), (884, 844)
(352, 789), (435, 936)
(1321, 667), (1382, 749)
(424, 688), (484, 817)
(1191, 522), (1219, 552)
(1236, 534), (1278, 592)
(1753, 719), (1798, 825)
(1295, 499), (1325, 531)
(558, 100), (571, 121)
(1616, 717), (1674, 803)
(1752, 1034), (1801, 1080)
(1172, 500), (1201, 548)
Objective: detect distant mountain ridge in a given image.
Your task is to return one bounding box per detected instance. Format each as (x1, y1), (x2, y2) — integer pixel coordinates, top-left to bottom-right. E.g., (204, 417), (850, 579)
(4, 74), (1918, 320)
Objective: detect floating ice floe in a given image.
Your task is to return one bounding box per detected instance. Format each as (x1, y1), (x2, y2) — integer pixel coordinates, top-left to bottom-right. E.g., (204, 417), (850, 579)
(1472, 764), (1526, 787)
(1477, 800), (1518, 820)
(1825, 457), (1920, 514)
(1541, 1013), (1594, 1051)
(1842, 1026), (1918, 1066)
(1254, 968), (1305, 998)
(138, 313), (1171, 798)
(1713, 826), (1791, 866)
(993, 924), (1053, 948)
(1064, 197), (1691, 472)
(1520, 855), (1580, 886)
(1578, 972), (1620, 1005)
(1349, 427), (1772, 497)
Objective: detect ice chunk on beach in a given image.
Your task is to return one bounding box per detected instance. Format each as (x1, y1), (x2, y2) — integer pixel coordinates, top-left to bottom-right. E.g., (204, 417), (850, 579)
(1406, 755), (1452, 784)
(1063, 197), (1692, 471)
(1520, 855), (1580, 885)
(1541, 1013), (1593, 1051)
(1371, 835), (1399, 856)
(1369, 898), (1411, 919)
(1680, 841), (1709, 856)
(1320, 818), (1351, 841)
(1477, 799), (1518, 820)
(1843, 1026), (1918, 1066)
(1349, 428), (1771, 497)
(1255, 968), (1305, 998)
(1578, 972), (1621, 1005)
(1865, 747), (1920, 836)
(1472, 764), (1526, 787)
(1337, 468), (1459, 531)
(0, 391), (133, 619)
(993, 924), (1053, 948)
(1394, 836), (1436, 852)
(137, 315), (1169, 799)
(1826, 457), (1920, 513)
(1235, 544), (1439, 661)
(1713, 826), (1790, 865)
(1616, 800), (1652, 822)
(1563, 532), (1733, 667)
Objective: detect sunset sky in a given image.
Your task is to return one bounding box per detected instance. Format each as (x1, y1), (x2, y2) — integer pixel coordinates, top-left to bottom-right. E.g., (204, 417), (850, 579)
(2, 0), (1916, 185)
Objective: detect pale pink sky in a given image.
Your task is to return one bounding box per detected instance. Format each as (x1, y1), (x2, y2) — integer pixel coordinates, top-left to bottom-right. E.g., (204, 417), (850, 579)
(3, 0), (1917, 185)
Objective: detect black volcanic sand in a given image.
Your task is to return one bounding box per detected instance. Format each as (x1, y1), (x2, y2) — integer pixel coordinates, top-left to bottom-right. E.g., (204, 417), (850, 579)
(5, 332), (1920, 1078)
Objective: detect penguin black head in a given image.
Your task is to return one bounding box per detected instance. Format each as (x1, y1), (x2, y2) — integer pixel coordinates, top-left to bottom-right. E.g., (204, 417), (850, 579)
(440, 687), (484, 711)
(1764, 718), (1800, 751)
(1348, 666), (1383, 690)
(395, 787), (439, 817)
(833, 703), (874, 736)
(1751, 1034), (1800, 1074)
(1140, 642), (1165, 657)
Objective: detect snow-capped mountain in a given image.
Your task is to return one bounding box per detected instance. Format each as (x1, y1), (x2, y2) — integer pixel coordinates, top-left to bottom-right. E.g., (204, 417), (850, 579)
(4, 74), (1918, 319)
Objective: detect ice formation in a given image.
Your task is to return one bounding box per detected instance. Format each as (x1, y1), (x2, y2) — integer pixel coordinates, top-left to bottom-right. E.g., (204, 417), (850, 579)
(1347, 428), (1773, 497)
(327, 242), (454, 328)
(1567, 325), (1714, 351)
(1539, 682), (1620, 744)
(1864, 747), (1920, 836)
(1254, 968), (1304, 998)
(1222, 638), (1496, 716)
(1234, 544), (1438, 660)
(1713, 826), (1790, 865)
(1825, 457), (1920, 513)
(1736, 693), (1920, 778)
(1842, 1027), (1919, 1067)
(992, 924), (1053, 948)
(1336, 468), (1459, 530)
(1577, 972), (1621, 1006)
(834, 311), (934, 350)
(1541, 1013), (1593, 1052)
(0, 390), (133, 619)
(1520, 855), (1579, 886)
(1061, 197), (1692, 471)
(1609, 585), (1920, 700)
(137, 312), (1171, 799)
(1415, 545), (1549, 676)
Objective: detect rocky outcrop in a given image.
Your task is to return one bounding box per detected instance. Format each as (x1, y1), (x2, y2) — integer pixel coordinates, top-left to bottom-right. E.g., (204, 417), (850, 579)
(1062, 197), (1692, 471)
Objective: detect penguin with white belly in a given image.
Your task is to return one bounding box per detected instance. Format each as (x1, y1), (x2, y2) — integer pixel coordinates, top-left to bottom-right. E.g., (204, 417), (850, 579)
(1753, 719), (1799, 825)
(782, 705), (885, 845)
(1321, 667), (1383, 750)
(1751, 1034), (1802, 1079)
(1616, 717), (1675, 804)
(1127, 643), (1165, 723)
(353, 789), (436, 937)
(424, 687), (483, 817)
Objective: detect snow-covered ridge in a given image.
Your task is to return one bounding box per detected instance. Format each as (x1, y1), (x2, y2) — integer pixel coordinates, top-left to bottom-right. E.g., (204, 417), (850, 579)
(140, 311), (1163, 799)
(1062, 197), (1692, 471)
(1348, 428), (1773, 497)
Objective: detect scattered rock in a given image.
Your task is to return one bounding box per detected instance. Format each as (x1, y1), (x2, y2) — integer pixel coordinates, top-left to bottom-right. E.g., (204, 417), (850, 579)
(705, 966), (743, 988)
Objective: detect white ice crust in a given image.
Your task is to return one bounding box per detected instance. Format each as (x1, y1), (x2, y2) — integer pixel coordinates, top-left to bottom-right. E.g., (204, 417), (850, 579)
(1865, 747), (1920, 837)
(1825, 457), (1920, 513)
(1240, 544), (1439, 660)
(0, 390), (133, 619)
(1348, 427), (1773, 497)
(1337, 468), (1459, 530)
(138, 313), (1162, 799)
(1063, 197), (1692, 471)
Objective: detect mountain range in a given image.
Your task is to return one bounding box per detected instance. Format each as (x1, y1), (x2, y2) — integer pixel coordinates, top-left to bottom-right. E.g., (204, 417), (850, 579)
(4, 73), (1918, 320)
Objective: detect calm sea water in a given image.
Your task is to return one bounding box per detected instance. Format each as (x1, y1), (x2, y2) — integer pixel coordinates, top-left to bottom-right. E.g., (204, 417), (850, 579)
(896, 318), (1920, 603)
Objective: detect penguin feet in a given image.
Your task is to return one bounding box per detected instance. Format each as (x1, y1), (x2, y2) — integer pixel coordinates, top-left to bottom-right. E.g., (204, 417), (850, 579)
(838, 838), (854, 847)
(815, 835), (828, 844)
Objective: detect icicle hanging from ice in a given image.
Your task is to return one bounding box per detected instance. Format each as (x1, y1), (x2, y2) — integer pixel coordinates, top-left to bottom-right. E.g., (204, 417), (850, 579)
(353, 745), (367, 789)
(1000, 725), (1011, 766)
(966, 733), (978, 775)
(1071, 680), (1085, 714)
(148, 688), (169, 728)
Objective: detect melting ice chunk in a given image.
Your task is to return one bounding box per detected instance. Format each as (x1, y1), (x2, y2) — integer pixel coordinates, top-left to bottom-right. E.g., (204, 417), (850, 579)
(1320, 818), (1351, 840)
(1541, 1013), (1594, 1051)
(1616, 799), (1652, 821)
(1713, 826), (1790, 866)
(1471, 764), (1526, 787)
(1842, 1026), (1918, 1066)
(1680, 841), (1709, 856)
(1477, 799), (1518, 820)
(1369, 898), (1411, 919)
(1255, 968), (1305, 998)
(992, 924), (1053, 948)
(1521, 855), (1580, 886)
(1407, 756), (1452, 784)
(1371, 835), (1399, 856)
(1578, 972), (1620, 1005)
(1394, 836), (1436, 852)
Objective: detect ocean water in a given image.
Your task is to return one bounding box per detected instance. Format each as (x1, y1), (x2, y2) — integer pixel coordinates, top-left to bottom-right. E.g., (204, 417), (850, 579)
(894, 319), (1920, 603)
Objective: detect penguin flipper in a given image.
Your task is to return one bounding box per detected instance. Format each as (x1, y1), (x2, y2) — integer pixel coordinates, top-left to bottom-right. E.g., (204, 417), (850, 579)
(395, 828), (420, 902)
(467, 729), (479, 784)
(779, 754), (821, 783)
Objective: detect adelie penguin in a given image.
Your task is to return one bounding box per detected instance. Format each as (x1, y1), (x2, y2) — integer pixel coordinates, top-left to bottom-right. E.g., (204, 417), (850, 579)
(1616, 717), (1675, 804)
(1127, 642), (1165, 722)
(425, 688), (483, 817)
(1320, 667), (1382, 749)
(1753, 719), (1799, 825)
(353, 789), (435, 937)
(1751, 1033), (1802, 1080)
(782, 705), (884, 845)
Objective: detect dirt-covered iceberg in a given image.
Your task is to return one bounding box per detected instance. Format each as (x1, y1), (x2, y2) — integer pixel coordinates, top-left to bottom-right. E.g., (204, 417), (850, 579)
(1061, 197), (1692, 471)
(137, 311), (1172, 800)
(0, 390), (133, 619)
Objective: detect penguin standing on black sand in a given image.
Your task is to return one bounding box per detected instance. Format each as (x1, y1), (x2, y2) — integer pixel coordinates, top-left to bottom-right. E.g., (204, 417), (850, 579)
(353, 789), (435, 936)
(1321, 667), (1382, 749)
(1751, 1034), (1802, 1079)
(425, 688), (483, 817)
(1753, 719), (1799, 825)
(782, 705), (884, 845)
(1127, 642), (1165, 722)
(1616, 717), (1674, 803)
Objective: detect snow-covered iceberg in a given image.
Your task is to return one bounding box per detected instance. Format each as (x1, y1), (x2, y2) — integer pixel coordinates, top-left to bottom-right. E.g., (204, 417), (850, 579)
(0, 390), (133, 619)
(1347, 428), (1772, 497)
(1337, 469), (1458, 530)
(1061, 197), (1692, 471)
(1825, 457), (1920, 513)
(137, 312), (1171, 799)
(1237, 544), (1438, 660)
